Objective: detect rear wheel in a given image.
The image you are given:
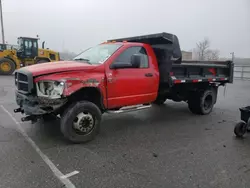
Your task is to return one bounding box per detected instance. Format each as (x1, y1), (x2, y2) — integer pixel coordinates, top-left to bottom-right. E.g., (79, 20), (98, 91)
(0, 58), (16, 75)
(188, 89), (216, 115)
(60, 101), (102, 143)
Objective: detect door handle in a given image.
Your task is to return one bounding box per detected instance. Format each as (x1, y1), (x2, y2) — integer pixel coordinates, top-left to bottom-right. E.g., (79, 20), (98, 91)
(145, 73), (153, 77)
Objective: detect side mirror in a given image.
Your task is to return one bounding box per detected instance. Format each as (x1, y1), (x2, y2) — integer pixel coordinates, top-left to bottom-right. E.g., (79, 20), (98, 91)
(110, 62), (133, 69)
(131, 54), (142, 68)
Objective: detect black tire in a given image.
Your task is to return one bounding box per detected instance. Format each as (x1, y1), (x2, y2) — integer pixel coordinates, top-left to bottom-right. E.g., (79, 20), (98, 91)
(188, 89), (216, 115)
(36, 59), (49, 64)
(0, 58), (16, 75)
(60, 101), (102, 143)
(234, 122), (247, 138)
(153, 95), (167, 105)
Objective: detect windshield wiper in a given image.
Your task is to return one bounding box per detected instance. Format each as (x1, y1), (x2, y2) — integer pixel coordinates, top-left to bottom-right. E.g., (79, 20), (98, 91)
(74, 58), (90, 61)
(74, 58), (91, 64)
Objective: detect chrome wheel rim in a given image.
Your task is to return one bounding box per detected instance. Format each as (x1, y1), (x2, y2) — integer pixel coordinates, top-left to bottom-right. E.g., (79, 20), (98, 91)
(73, 112), (94, 135)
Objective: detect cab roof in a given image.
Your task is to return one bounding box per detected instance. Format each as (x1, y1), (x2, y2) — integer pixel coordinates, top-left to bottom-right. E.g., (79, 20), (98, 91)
(18, 37), (39, 40)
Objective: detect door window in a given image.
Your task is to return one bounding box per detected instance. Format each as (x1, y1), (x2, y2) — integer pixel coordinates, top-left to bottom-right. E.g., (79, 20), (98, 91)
(24, 40), (32, 49)
(115, 47), (149, 68)
(24, 40), (33, 56)
(23, 40), (38, 57)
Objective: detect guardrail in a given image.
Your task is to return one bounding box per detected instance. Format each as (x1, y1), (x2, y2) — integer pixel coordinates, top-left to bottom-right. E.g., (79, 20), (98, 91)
(234, 65), (250, 80)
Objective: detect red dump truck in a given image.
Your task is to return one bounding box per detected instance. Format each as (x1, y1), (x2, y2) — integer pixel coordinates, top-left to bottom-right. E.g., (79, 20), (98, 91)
(14, 32), (234, 143)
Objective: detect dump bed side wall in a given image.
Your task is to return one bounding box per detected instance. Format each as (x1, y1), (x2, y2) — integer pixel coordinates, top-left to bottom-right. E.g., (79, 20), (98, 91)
(168, 61), (233, 85)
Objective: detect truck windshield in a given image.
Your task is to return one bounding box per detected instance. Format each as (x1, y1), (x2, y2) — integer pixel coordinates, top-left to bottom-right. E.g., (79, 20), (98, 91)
(73, 44), (122, 64)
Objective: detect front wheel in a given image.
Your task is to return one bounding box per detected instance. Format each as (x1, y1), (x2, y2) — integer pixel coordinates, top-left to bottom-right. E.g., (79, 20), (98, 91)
(60, 101), (102, 143)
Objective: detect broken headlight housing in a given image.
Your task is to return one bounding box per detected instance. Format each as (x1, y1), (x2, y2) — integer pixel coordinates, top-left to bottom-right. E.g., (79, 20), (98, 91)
(36, 81), (65, 99)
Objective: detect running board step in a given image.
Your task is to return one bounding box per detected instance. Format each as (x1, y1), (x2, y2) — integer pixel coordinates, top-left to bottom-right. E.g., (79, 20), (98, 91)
(107, 104), (151, 114)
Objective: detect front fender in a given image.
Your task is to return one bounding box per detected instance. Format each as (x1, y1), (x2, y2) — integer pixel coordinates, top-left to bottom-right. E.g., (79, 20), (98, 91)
(34, 73), (107, 107)
(63, 77), (104, 96)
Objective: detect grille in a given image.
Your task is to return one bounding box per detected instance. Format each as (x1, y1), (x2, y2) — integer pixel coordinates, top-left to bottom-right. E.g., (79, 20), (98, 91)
(18, 82), (29, 91)
(18, 73), (28, 82)
(15, 72), (30, 93)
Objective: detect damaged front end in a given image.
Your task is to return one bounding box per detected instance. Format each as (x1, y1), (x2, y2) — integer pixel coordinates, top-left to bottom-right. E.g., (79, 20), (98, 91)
(14, 70), (67, 123)
(15, 92), (67, 123)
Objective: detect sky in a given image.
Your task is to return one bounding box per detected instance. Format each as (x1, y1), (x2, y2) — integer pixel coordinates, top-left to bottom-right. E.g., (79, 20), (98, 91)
(1, 0), (250, 58)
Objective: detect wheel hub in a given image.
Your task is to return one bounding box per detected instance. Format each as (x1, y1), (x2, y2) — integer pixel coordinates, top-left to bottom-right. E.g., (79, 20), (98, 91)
(0, 62), (11, 72)
(73, 112), (94, 134)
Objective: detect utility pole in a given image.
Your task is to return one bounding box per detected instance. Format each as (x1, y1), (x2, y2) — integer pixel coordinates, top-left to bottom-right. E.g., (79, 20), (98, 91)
(0, 0), (5, 44)
(230, 52), (235, 62)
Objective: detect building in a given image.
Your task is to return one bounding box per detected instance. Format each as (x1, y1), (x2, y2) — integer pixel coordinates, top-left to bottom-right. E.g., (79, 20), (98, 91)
(181, 51), (192, 60)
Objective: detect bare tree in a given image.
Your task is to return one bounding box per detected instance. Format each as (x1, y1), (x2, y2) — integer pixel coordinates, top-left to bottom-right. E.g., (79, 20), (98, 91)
(206, 49), (220, 60)
(195, 38), (220, 61)
(196, 38), (210, 60)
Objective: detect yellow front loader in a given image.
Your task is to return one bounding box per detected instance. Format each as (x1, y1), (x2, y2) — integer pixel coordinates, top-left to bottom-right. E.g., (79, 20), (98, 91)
(0, 37), (60, 75)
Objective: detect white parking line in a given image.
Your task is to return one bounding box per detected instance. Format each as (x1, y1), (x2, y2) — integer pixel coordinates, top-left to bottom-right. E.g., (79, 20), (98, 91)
(0, 105), (76, 188)
(61, 171), (80, 179)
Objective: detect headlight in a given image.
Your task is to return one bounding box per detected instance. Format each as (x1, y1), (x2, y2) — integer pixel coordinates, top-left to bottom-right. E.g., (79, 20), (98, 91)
(36, 81), (65, 99)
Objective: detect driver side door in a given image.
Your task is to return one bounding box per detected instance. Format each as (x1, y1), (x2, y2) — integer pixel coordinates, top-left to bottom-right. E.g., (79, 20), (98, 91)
(106, 46), (157, 109)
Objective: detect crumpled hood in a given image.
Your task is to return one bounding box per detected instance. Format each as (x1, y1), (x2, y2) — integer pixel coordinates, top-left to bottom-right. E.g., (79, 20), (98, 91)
(21, 61), (97, 76)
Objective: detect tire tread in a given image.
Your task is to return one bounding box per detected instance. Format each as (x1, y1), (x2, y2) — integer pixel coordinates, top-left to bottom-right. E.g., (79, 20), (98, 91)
(60, 101), (102, 143)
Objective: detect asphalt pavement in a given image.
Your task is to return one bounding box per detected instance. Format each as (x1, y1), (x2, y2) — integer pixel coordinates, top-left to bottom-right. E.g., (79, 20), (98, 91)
(1, 75), (250, 188)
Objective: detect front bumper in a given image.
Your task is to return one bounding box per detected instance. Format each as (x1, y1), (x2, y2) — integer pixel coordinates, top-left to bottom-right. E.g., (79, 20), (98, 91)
(15, 91), (67, 115)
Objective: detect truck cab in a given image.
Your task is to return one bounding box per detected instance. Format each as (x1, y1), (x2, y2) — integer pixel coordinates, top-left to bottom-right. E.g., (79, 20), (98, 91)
(14, 32), (233, 143)
(74, 41), (160, 108)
